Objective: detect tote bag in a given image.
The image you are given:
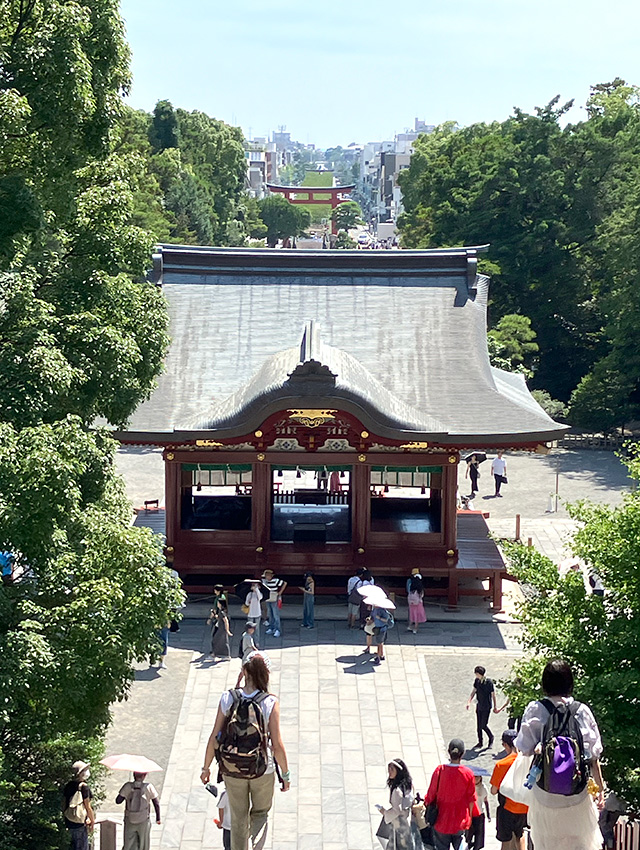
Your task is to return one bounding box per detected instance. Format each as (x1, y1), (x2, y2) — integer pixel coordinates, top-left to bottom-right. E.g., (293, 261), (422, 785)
(499, 752), (533, 807)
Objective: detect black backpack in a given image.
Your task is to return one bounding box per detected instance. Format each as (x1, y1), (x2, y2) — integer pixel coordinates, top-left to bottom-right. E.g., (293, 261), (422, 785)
(216, 690), (270, 780)
(537, 698), (589, 796)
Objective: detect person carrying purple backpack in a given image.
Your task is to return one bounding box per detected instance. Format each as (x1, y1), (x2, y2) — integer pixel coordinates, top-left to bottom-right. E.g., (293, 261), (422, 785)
(515, 660), (604, 850)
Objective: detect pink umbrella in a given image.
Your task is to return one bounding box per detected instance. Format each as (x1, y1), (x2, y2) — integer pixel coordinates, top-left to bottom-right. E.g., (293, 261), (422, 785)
(100, 754), (163, 773)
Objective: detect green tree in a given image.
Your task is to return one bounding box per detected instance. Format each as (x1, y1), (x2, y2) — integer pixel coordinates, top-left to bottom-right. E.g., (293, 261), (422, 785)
(569, 360), (636, 432)
(149, 99), (179, 151)
(0, 420), (183, 850)
(335, 230), (356, 249)
(331, 200), (363, 232)
(487, 314), (539, 375)
(397, 104), (600, 402)
(258, 195), (310, 247)
(0, 3), (180, 847)
(500, 447), (640, 808)
(531, 389), (568, 421)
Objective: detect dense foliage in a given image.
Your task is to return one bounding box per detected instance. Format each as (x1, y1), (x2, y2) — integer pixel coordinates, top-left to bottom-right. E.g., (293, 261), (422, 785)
(0, 2), (182, 847)
(398, 81), (640, 431)
(115, 100), (249, 246)
(500, 447), (640, 809)
(258, 194), (310, 247)
(331, 200), (363, 232)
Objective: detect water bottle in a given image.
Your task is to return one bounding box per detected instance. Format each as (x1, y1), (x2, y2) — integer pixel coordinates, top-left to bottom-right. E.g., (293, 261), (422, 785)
(524, 762), (542, 789)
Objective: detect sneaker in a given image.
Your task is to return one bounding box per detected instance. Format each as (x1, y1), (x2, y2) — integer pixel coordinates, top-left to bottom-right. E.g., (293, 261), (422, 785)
(273, 630), (281, 637)
(372, 656), (381, 665)
(406, 626), (413, 632)
(160, 661), (167, 669)
(380, 655), (385, 661)
(265, 629), (273, 635)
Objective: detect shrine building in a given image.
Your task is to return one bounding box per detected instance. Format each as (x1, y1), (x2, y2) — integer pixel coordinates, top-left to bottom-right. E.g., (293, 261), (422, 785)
(117, 245), (566, 607)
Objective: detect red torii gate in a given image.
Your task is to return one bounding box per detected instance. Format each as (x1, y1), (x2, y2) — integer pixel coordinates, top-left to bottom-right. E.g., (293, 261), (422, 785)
(266, 183), (356, 234)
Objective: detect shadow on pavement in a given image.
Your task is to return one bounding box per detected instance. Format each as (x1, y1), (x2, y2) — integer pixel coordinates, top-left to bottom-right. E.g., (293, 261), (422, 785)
(335, 652), (377, 675)
(134, 666), (162, 682)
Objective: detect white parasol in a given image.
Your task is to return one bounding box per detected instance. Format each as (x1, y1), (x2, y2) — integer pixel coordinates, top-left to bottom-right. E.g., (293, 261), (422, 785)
(369, 597), (396, 610)
(100, 754), (163, 773)
(357, 584), (387, 599)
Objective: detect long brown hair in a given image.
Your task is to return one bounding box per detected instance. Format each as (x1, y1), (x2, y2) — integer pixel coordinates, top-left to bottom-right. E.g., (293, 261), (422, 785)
(243, 654), (270, 692)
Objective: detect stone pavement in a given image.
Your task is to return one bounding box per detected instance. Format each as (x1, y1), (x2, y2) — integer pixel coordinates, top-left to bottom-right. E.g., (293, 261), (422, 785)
(99, 446), (631, 847)
(100, 618), (522, 850)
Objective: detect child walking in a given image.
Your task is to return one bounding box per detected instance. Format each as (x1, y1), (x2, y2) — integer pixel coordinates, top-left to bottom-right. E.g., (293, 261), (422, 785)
(467, 770), (490, 849)
(407, 571), (426, 634)
(215, 784), (231, 850)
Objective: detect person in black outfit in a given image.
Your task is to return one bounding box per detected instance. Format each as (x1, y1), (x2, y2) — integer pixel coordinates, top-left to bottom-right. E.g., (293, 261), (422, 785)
(466, 665), (498, 748)
(465, 455), (480, 496)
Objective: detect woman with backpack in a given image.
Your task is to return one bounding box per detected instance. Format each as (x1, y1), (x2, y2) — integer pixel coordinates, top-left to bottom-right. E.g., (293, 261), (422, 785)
(514, 659), (604, 850)
(406, 571), (426, 634)
(200, 652), (290, 850)
(374, 758), (419, 849)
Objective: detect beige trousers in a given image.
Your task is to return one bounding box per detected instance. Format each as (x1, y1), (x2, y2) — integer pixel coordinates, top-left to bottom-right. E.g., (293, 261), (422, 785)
(224, 772), (275, 850)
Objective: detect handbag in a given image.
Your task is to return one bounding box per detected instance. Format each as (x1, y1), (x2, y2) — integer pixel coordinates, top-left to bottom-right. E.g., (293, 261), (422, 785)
(348, 580), (362, 605)
(424, 766), (441, 827)
(375, 815), (393, 842)
(501, 474), (508, 484)
(364, 618), (375, 635)
(499, 752), (532, 806)
(241, 604), (250, 615)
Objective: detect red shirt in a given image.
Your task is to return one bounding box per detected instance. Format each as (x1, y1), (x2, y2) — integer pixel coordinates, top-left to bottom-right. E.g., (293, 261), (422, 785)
(426, 764), (477, 834)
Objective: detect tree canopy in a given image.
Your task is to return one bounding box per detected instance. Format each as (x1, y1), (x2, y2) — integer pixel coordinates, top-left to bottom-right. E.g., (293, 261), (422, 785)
(331, 200), (363, 232)
(500, 447), (640, 808)
(0, 3), (182, 847)
(258, 194), (310, 247)
(398, 81), (640, 430)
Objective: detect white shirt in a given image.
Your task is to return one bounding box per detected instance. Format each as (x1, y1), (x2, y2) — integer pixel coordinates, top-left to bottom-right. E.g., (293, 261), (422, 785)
(515, 696), (602, 761)
(347, 575), (362, 593)
(218, 790), (231, 830)
(515, 696), (602, 809)
(245, 589), (262, 619)
(219, 688), (278, 774)
(491, 457), (507, 476)
(383, 785), (414, 824)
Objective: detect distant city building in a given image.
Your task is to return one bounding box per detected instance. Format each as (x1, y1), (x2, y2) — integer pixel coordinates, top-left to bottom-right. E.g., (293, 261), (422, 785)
(244, 139), (277, 197)
(357, 119), (434, 233)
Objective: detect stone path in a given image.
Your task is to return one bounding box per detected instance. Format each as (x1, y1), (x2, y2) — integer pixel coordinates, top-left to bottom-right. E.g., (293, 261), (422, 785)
(100, 619), (521, 849)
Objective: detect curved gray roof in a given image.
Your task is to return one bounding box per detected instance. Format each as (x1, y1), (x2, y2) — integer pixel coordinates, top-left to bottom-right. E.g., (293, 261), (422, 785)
(125, 246), (566, 444)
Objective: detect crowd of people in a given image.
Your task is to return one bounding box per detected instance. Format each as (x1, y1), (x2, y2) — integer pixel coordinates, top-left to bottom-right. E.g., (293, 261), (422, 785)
(61, 562), (610, 850)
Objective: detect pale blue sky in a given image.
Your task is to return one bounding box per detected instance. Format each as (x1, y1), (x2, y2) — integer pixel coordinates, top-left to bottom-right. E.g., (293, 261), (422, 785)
(120, 0), (640, 148)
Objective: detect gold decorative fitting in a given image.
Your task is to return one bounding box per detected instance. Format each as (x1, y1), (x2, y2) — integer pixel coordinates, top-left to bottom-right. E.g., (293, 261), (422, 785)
(358, 454), (367, 462)
(447, 549), (455, 557)
(166, 546), (174, 553)
(288, 409), (336, 428)
(400, 441), (429, 449)
(257, 453), (265, 461)
(254, 430), (263, 438)
(357, 548), (365, 554)
(256, 546), (264, 553)
(360, 430), (369, 439)
(448, 456), (457, 463)
(166, 452), (175, 461)
(195, 440), (224, 447)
